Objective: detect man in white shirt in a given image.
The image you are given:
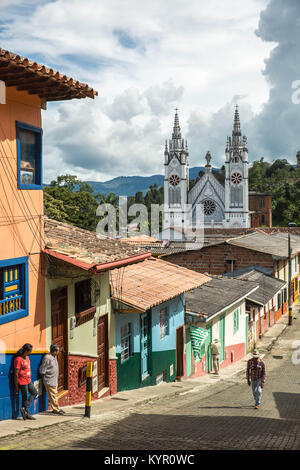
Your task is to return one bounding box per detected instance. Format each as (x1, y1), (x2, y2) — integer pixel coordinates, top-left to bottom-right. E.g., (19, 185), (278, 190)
(39, 344), (65, 415)
(210, 339), (221, 375)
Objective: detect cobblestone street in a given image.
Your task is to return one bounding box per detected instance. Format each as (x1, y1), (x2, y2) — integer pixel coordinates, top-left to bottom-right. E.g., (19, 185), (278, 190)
(1, 317), (300, 450)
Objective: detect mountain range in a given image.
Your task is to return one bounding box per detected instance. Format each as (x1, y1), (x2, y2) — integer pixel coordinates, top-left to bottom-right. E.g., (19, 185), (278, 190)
(87, 166), (220, 196)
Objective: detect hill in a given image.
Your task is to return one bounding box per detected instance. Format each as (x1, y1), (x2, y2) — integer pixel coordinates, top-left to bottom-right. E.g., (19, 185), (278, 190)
(87, 166), (220, 196)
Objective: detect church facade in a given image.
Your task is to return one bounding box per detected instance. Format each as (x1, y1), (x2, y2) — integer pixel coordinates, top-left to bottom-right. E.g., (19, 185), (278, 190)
(163, 107), (250, 230)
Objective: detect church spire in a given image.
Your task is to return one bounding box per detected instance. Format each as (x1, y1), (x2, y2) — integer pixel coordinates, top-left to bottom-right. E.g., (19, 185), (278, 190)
(172, 108), (181, 140)
(232, 104), (241, 146)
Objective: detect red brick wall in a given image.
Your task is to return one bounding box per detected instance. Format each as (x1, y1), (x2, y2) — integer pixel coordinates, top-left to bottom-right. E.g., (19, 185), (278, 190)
(109, 359), (117, 396)
(58, 355), (98, 407)
(165, 244), (275, 276)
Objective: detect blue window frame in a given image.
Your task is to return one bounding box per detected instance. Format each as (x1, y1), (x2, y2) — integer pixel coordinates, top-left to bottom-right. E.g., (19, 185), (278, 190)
(16, 121), (43, 190)
(0, 257), (28, 325)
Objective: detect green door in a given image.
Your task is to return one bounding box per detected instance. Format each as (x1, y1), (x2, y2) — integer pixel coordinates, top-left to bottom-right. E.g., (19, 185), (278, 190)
(245, 313), (249, 354)
(219, 315), (225, 362)
(206, 324), (213, 373)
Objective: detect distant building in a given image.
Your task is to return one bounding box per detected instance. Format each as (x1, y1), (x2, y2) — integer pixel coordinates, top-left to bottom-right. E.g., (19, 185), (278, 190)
(163, 106), (250, 230)
(249, 192), (272, 227)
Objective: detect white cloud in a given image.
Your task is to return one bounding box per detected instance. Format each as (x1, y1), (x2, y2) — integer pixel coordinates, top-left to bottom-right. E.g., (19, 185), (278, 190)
(0, 0), (276, 182)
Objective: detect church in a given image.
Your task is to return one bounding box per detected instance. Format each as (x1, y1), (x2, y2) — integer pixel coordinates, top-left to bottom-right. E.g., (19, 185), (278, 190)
(163, 107), (250, 231)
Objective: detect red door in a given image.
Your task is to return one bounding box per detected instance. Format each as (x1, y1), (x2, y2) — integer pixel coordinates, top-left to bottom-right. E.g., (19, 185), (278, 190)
(51, 287), (68, 392)
(98, 315), (108, 391)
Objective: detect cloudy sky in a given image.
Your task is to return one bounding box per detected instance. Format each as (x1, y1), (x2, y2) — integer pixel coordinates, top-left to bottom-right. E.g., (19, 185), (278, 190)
(0, 0), (299, 182)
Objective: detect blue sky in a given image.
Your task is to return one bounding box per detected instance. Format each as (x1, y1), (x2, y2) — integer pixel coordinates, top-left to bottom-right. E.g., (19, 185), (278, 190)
(0, 0), (299, 182)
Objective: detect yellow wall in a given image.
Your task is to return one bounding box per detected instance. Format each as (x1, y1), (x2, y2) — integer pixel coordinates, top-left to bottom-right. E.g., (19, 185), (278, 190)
(45, 270), (115, 358)
(0, 87), (45, 351)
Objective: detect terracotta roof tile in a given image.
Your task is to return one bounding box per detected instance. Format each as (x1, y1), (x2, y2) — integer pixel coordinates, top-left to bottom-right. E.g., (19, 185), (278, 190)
(0, 47), (98, 101)
(44, 218), (150, 270)
(111, 257), (211, 311)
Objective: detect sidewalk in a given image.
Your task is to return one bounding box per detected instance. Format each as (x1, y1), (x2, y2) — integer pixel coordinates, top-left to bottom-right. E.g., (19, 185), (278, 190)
(0, 310), (296, 439)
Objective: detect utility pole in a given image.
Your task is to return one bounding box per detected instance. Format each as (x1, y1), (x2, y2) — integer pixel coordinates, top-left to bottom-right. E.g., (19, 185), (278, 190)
(288, 222), (296, 326)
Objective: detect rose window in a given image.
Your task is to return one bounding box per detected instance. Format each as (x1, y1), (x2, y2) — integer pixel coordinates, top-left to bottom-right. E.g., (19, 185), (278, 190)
(230, 172), (243, 185)
(203, 199), (216, 215)
(169, 174), (180, 186)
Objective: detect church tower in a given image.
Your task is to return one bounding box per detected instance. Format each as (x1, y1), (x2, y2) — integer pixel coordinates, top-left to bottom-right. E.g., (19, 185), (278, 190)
(224, 106), (249, 228)
(163, 110), (189, 231)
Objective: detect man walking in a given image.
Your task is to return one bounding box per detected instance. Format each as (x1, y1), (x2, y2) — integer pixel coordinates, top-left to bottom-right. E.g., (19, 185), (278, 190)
(210, 339), (221, 375)
(247, 349), (266, 409)
(39, 344), (65, 415)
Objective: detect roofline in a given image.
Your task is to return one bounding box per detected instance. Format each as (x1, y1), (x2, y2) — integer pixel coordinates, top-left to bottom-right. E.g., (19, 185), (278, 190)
(44, 248), (92, 270)
(93, 252), (152, 272)
(246, 282), (287, 307)
(187, 285), (260, 322)
(44, 249), (152, 272)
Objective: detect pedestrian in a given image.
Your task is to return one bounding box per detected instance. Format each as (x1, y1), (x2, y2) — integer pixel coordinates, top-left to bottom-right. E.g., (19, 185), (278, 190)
(14, 343), (38, 420)
(210, 338), (221, 375)
(39, 344), (65, 415)
(247, 349), (266, 409)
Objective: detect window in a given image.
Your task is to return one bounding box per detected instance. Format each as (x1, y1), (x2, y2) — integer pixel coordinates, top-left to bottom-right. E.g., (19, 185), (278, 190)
(0, 257), (28, 325)
(120, 323), (133, 363)
(259, 197), (266, 209)
(16, 121), (42, 189)
(233, 308), (239, 333)
(160, 307), (169, 339)
(75, 279), (91, 314)
(225, 259), (236, 273)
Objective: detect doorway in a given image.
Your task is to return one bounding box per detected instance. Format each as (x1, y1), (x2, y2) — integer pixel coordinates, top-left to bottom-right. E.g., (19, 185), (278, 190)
(97, 314), (109, 391)
(176, 326), (184, 378)
(51, 287), (68, 392)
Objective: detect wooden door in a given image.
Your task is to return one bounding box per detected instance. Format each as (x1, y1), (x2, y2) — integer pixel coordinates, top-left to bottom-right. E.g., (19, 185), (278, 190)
(176, 326), (184, 378)
(51, 287), (68, 392)
(98, 315), (108, 391)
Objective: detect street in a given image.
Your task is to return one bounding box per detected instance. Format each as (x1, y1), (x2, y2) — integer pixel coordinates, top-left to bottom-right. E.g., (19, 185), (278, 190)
(1, 317), (300, 450)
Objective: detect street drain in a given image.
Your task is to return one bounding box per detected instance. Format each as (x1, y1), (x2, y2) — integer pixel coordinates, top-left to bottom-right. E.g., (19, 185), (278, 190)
(272, 355), (283, 359)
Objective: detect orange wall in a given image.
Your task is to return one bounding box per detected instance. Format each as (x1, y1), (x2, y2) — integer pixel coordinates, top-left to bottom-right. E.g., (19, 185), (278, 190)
(0, 87), (46, 351)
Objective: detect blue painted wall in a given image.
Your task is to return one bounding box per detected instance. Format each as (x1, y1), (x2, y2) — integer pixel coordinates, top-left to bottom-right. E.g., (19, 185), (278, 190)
(0, 353), (48, 420)
(115, 294), (185, 391)
(151, 295), (185, 353)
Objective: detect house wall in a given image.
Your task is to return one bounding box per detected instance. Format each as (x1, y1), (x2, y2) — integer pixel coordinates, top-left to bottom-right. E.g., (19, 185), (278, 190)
(45, 269), (115, 406)
(0, 88), (47, 420)
(165, 244), (275, 276)
(185, 299), (246, 379)
(115, 295), (185, 392)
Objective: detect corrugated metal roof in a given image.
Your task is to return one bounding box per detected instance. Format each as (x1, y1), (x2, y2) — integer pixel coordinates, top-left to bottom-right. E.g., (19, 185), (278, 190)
(111, 257), (211, 312)
(185, 276), (259, 317)
(227, 231), (300, 258)
(225, 267), (286, 305)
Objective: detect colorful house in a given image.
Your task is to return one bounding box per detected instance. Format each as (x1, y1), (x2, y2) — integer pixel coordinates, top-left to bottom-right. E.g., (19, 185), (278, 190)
(44, 218), (151, 406)
(111, 257), (210, 391)
(0, 48), (97, 420)
(225, 266), (287, 343)
(184, 276), (259, 379)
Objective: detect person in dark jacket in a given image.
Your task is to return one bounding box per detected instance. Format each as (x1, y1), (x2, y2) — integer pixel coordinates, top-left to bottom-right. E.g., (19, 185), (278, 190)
(246, 349), (266, 409)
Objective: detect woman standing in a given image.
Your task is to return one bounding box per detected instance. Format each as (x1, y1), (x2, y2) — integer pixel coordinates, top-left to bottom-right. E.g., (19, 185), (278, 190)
(14, 343), (38, 420)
